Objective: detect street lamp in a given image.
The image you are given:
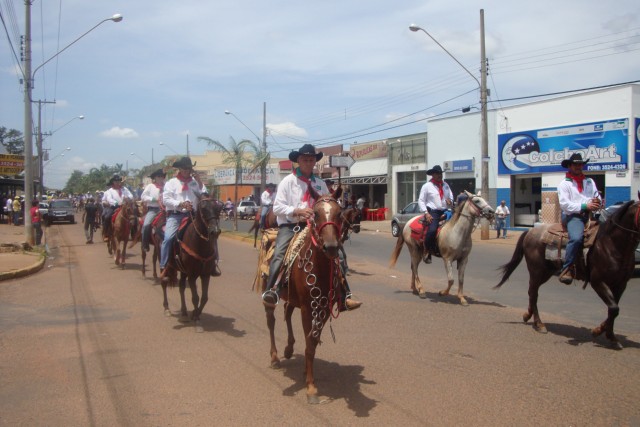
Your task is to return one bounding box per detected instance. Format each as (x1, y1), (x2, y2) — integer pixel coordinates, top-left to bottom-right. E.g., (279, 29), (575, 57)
(409, 9), (490, 240)
(38, 115), (84, 197)
(159, 141), (180, 155)
(22, 8), (123, 244)
(224, 102), (269, 193)
(130, 152), (148, 164)
(43, 147), (71, 168)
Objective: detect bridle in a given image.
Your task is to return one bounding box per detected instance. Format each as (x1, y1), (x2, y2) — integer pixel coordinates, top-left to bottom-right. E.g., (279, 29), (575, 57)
(610, 201), (640, 237)
(308, 197), (342, 251)
(189, 197), (221, 241)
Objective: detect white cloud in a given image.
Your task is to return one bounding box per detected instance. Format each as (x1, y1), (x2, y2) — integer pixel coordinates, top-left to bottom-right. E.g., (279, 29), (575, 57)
(268, 122), (308, 139)
(100, 127), (139, 139)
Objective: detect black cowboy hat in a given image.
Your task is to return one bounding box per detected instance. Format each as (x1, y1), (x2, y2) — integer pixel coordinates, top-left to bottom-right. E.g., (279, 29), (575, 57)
(426, 165), (444, 175)
(149, 168), (166, 179)
(266, 183), (277, 188)
(561, 153), (589, 168)
(172, 156), (196, 169)
(108, 174), (123, 185)
(324, 178), (335, 185)
(288, 144), (323, 163)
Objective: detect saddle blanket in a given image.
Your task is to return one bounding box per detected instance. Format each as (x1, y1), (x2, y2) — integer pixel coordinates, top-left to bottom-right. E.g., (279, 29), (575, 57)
(541, 221), (599, 262)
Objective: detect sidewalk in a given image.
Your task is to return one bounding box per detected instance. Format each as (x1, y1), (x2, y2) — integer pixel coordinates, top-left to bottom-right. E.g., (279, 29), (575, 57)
(0, 223), (47, 281)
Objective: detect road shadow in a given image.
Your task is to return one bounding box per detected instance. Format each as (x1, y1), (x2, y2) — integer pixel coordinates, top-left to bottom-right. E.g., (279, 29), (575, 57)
(404, 289), (506, 308)
(171, 312), (246, 338)
(279, 354), (377, 416)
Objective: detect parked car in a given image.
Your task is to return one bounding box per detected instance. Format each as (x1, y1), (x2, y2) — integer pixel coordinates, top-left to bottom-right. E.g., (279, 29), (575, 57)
(599, 201), (640, 265)
(47, 199), (75, 225)
(236, 200), (258, 219)
(391, 201), (422, 237)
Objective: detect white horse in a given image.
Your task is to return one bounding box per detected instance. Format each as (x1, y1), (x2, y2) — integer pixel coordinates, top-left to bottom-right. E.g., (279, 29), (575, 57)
(389, 191), (495, 305)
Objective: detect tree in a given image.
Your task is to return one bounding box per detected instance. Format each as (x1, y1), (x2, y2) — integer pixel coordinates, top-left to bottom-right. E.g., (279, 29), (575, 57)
(0, 126), (24, 154)
(198, 136), (255, 231)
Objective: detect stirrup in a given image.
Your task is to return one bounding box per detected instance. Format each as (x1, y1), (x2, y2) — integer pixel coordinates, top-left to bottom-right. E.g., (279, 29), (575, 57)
(262, 289), (279, 306)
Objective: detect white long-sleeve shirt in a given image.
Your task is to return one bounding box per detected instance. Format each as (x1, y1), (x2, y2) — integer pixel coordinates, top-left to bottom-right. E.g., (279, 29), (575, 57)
(103, 186), (133, 207)
(261, 190), (275, 206)
(558, 176), (600, 215)
(418, 180), (453, 212)
(495, 205), (510, 218)
(273, 173), (329, 226)
(141, 183), (162, 208)
(162, 177), (207, 212)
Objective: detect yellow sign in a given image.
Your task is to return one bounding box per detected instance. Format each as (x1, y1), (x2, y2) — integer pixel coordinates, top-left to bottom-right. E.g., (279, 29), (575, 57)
(0, 154), (25, 175)
(349, 141), (388, 161)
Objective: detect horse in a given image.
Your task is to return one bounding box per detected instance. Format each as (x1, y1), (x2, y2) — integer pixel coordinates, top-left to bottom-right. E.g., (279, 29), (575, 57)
(389, 191), (495, 305)
(161, 197), (223, 332)
(338, 206), (362, 273)
(248, 206), (278, 247)
(259, 196), (346, 404)
(109, 198), (136, 268)
(495, 198), (640, 350)
(128, 203), (164, 279)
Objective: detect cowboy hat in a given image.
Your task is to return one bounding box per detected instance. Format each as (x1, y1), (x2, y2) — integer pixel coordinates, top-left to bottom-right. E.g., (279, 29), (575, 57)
(149, 168), (166, 179)
(172, 156), (196, 169)
(288, 144), (323, 163)
(426, 165), (444, 175)
(561, 153), (589, 168)
(108, 174), (123, 185)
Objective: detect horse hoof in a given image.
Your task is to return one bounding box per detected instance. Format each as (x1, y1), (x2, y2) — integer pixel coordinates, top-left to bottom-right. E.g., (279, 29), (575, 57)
(284, 347), (294, 359)
(115, 258), (120, 266)
(195, 324), (204, 333)
(418, 292), (427, 299)
(412, 289), (419, 296)
(307, 394), (321, 405)
(534, 324), (548, 334)
(164, 309), (172, 317)
(610, 341), (623, 351)
(460, 299), (469, 307)
(270, 359), (281, 369)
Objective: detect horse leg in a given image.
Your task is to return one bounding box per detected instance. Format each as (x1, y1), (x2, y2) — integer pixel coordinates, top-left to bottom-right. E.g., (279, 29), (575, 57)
(192, 276), (209, 333)
(454, 258), (469, 306)
(178, 274), (189, 322)
(161, 279), (171, 317)
(141, 248), (147, 277)
(264, 304), (280, 368)
(300, 305), (322, 404)
(590, 279), (624, 350)
(152, 247), (158, 280)
(525, 281), (547, 333)
(120, 240), (127, 268)
(283, 302), (296, 359)
(438, 259), (458, 302)
(410, 241), (426, 298)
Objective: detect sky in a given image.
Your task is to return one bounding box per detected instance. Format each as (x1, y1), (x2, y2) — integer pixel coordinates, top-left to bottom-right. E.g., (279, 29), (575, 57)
(1, 0), (639, 189)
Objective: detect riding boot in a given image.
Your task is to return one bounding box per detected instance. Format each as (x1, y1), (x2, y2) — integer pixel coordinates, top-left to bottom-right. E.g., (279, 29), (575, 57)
(423, 247), (432, 264)
(211, 261), (221, 277)
(559, 265), (575, 285)
(262, 283), (281, 307)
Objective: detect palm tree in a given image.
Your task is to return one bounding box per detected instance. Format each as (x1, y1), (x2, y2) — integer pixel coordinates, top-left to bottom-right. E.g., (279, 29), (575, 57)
(198, 136), (256, 231)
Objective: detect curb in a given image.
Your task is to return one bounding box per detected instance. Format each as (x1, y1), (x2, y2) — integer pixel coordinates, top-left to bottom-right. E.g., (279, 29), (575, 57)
(0, 251), (47, 282)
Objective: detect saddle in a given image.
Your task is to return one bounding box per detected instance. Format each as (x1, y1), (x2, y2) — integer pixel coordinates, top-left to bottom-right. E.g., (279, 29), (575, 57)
(410, 215), (446, 256)
(540, 221), (599, 281)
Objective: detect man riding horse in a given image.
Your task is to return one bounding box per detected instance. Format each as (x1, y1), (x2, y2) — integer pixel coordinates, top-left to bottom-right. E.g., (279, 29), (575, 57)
(259, 183), (276, 230)
(160, 157), (220, 283)
(261, 143), (362, 311)
(418, 164), (453, 264)
(102, 174), (134, 240)
(140, 168), (166, 252)
(558, 153), (601, 285)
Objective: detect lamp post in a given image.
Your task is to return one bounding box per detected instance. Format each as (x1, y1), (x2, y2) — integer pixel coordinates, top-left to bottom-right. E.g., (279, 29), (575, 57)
(409, 9), (490, 240)
(22, 7), (123, 244)
(224, 101), (268, 193)
(159, 141), (180, 155)
(38, 115), (84, 198)
(43, 147), (71, 168)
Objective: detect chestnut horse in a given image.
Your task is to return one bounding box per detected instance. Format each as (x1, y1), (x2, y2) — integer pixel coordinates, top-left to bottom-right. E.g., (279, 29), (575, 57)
(495, 198), (640, 349)
(248, 206), (278, 247)
(260, 196), (346, 404)
(389, 192), (495, 305)
(109, 199), (136, 268)
(161, 197), (223, 332)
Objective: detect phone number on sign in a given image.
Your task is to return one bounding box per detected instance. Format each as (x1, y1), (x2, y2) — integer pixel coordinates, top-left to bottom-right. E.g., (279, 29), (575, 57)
(585, 164), (627, 171)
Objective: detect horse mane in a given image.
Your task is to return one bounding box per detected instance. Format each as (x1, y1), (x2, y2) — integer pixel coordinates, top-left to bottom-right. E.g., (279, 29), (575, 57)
(597, 200), (636, 238)
(450, 199), (467, 223)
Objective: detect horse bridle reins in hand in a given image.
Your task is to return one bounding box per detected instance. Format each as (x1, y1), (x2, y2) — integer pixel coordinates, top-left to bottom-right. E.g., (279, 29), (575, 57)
(308, 197), (342, 251)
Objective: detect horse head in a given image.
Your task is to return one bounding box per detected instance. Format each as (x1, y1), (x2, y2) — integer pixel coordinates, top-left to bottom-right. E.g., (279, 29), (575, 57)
(341, 207), (362, 235)
(197, 197), (224, 237)
(310, 196), (342, 259)
(464, 190), (494, 220)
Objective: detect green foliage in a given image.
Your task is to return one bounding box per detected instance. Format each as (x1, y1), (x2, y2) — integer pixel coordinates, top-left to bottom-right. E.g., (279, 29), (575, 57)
(0, 126), (24, 154)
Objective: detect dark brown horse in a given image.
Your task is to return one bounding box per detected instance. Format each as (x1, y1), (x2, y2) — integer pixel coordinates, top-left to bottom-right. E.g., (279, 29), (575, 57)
(496, 198), (640, 349)
(161, 197), (223, 332)
(109, 199), (135, 268)
(248, 206), (278, 247)
(260, 196), (346, 404)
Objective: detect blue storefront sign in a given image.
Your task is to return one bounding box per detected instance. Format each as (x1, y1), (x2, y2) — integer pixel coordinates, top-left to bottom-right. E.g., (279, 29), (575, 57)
(450, 159), (473, 172)
(635, 118), (640, 168)
(498, 118), (629, 175)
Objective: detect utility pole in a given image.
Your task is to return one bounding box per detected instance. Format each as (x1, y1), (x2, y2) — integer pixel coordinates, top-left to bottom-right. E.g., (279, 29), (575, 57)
(186, 132), (190, 157)
(261, 101), (267, 194)
(22, 1), (34, 245)
(36, 99), (56, 198)
(479, 9), (490, 240)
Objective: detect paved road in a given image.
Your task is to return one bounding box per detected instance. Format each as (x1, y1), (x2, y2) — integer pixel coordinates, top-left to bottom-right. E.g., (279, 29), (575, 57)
(0, 222), (639, 425)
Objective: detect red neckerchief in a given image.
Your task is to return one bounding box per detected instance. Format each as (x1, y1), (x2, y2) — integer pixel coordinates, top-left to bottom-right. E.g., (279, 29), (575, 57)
(154, 183), (163, 190)
(115, 187), (122, 197)
(177, 172), (193, 191)
(566, 172), (585, 193)
(293, 168), (316, 204)
(430, 178), (444, 199)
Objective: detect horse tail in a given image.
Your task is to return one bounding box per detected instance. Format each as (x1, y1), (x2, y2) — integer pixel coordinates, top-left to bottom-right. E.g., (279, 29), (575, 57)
(248, 215), (259, 248)
(494, 230), (528, 289)
(388, 232), (405, 268)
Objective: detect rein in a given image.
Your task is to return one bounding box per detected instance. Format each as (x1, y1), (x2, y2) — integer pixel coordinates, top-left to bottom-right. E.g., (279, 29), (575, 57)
(179, 198), (220, 262)
(610, 202), (640, 237)
(309, 197), (342, 249)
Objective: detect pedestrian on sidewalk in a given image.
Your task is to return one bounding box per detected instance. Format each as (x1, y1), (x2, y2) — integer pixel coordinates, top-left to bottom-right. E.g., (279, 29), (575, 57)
(495, 200), (510, 239)
(12, 196), (21, 226)
(30, 199), (42, 245)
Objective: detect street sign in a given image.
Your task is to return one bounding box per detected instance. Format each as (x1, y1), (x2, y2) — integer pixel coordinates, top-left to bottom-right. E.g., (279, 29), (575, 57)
(329, 154), (355, 169)
(0, 154), (24, 175)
